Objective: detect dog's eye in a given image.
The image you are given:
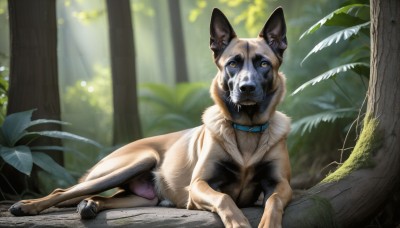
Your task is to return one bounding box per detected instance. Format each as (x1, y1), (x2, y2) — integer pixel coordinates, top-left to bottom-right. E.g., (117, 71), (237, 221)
(228, 61), (238, 68)
(260, 61), (269, 68)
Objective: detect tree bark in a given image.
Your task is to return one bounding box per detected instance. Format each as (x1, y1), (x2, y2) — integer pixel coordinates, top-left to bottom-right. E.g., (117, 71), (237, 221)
(106, 0), (142, 145)
(4, 0), (62, 195)
(282, 0), (400, 227)
(153, 0), (170, 84)
(168, 0), (189, 83)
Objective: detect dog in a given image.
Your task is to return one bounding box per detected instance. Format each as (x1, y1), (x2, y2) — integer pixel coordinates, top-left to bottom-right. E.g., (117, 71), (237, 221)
(9, 7), (292, 228)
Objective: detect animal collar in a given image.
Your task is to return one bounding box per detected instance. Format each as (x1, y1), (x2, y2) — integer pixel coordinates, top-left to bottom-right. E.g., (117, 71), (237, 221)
(232, 122), (269, 133)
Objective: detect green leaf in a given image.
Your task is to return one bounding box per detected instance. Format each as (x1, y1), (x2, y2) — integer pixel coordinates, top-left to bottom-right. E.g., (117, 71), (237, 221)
(1, 109), (35, 146)
(0, 129), (6, 145)
(291, 108), (357, 135)
(22, 131), (102, 148)
(150, 113), (193, 130)
(177, 82), (210, 111)
(176, 83), (206, 104)
(292, 62), (369, 95)
(0, 145), (33, 175)
(182, 88), (211, 113)
(146, 113), (194, 135)
(299, 4), (369, 40)
(28, 119), (71, 128)
(139, 83), (176, 110)
(30, 145), (90, 161)
(301, 22), (370, 64)
(324, 13), (367, 27)
(32, 152), (75, 185)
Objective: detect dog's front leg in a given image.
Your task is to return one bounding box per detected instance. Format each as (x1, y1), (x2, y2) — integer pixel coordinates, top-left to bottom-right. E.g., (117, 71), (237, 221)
(188, 180), (251, 228)
(258, 180), (292, 228)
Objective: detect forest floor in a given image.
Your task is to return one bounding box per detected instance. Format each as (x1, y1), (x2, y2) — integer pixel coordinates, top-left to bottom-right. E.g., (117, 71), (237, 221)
(0, 201), (264, 227)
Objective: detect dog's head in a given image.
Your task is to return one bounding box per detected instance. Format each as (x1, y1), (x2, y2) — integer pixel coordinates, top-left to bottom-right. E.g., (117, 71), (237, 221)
(209, 7), (287, 125)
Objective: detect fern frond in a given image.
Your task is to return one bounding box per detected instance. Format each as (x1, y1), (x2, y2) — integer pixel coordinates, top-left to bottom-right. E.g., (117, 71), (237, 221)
(291, 108), (357, 135)
(301, 22), (370, 64)
(292, 62), (369, 95)
(299, 4), (369, 40)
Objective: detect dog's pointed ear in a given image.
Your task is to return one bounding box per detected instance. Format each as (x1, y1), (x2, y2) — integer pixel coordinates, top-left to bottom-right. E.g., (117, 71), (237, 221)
(259, 7), (287, 61)
(210, 8), (237, 60)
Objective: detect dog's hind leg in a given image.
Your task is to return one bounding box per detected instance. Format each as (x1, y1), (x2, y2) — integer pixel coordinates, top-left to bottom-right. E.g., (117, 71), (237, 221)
(77, 189), (158, 219)
(55, 195), (90, 208)
(9, 150), (159, 216)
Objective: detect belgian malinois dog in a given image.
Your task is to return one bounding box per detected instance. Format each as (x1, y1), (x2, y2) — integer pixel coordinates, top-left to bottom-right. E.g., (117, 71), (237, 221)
(10, 7), (291, 228)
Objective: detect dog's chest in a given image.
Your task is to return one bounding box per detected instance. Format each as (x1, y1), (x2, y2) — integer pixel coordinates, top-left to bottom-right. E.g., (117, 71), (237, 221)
(206, 159), (276, 207)
(235, 131), (261, 161)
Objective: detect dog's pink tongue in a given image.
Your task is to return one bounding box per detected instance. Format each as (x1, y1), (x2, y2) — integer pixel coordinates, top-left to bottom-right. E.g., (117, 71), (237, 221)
(129, 180), (157, 200)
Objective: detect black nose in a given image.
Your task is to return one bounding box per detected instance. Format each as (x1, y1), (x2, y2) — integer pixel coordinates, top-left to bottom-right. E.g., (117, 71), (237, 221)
(239, 82), (256, 93)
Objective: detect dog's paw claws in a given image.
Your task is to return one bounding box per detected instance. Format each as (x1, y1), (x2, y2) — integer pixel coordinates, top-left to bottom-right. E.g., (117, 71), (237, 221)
(77, 200), (98, 219)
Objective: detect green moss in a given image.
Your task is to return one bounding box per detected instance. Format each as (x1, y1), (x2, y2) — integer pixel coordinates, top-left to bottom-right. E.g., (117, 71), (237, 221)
(322, 115), (382, 183)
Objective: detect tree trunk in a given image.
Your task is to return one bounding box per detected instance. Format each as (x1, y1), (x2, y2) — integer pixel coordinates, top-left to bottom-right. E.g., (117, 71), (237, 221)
(153, 0), (170, 84)
(4, 0), (62, 196)
(283, 0), (400, 227)
(168, 0), (189, 83)
(106, 0), (142, 145)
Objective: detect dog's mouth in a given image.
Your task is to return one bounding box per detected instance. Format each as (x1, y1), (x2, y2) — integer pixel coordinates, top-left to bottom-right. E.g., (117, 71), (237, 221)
(230, 91), (264, 106)
(238, 99), (257, 106)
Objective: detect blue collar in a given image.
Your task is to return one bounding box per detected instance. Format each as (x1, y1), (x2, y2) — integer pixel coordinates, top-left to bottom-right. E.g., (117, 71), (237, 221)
(232, 122), (269, 133)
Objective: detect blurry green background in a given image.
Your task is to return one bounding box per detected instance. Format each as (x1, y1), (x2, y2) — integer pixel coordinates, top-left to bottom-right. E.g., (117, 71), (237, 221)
(0, 0), (370, 195)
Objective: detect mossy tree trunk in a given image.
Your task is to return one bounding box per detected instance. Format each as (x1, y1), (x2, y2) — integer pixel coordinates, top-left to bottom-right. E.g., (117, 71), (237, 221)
(106, 0), (142, 145)
(283, 0), (400, 227)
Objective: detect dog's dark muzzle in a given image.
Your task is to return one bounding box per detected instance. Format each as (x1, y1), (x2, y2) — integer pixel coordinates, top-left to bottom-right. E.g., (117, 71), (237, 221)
(239, 81), (257, 94)
(231, 81), (264, 105)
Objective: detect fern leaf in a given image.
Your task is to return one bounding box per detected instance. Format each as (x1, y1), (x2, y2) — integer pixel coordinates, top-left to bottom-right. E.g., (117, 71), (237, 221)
(139, 83), (177, 110)
(291, 108), (357, 135)
(301, 22), (370, 64)
(292, 62), (369, 95)
(299, 4), (369, 40)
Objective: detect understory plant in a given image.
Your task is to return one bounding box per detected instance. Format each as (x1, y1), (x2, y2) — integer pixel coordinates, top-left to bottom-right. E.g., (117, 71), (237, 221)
(291, 2), (370, 134)
(139, 82), (212, 137)
(0, 109), (102, 192)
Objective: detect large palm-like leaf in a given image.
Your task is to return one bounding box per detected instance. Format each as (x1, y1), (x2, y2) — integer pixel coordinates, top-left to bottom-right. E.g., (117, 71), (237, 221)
(299, 4), (369, 40)
(0, 145), (32, 175)
(32, 152), (75, 185)
(1, 109), (35, 146)
(30, 145), (90, 161)
(301, 22), (370, 64)
(1, 109), (70, 146)
(292, 62), (369, 95)
(0, 109), (101, 179)
(22, 131), (102, 148)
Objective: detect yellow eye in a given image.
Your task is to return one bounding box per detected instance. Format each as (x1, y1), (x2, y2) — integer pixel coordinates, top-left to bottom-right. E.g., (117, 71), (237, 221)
(261, 61), (269, 68)
(229, 61), (238, 68)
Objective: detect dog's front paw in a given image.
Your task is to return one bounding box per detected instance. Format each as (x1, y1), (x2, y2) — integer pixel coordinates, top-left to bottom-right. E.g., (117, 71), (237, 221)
(9, 201), (39, 216)
(221, 214), (251, 228)
(219, 208), (251, 228)
(77, 200), (99, 219)
(259, 193), (284, 228)
(258, 217), (282, 228)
